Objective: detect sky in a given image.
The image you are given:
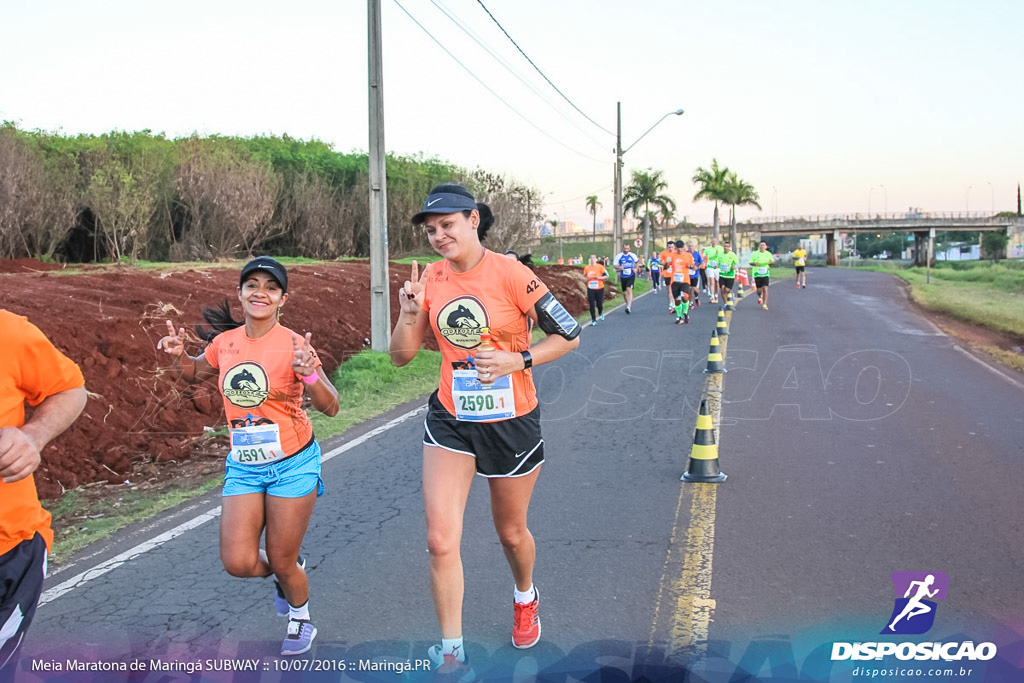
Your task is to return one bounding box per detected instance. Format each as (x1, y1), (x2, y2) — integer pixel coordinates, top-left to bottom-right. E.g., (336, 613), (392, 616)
(2, 0), (1021, 228)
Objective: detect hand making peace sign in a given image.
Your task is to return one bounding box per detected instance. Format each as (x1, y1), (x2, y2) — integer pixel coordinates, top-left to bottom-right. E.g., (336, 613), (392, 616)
(399, 260), (429, 315)
(157, 319), (187, 356)
(291, 331), (316, 377)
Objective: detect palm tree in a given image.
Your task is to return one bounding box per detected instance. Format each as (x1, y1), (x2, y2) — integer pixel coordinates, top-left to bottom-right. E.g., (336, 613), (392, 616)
(721, 171), (762, 248)
(623, 169), (676, 257)
(585, 195), (602, 238)
(692, 158), (730, 240)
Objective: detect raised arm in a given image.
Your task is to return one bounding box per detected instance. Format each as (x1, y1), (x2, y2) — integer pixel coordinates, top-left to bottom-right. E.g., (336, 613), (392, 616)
(157, 319), (217, 383)
(390, 261), (431, 367)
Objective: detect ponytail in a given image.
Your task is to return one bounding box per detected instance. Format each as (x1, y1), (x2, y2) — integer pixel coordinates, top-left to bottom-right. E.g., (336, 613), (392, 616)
(196, 298), (243, 342)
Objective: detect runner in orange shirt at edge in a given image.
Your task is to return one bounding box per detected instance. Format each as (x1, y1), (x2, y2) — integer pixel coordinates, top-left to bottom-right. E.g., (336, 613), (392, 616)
(1, 310), (87, 681)
(390, 184), (580, 679)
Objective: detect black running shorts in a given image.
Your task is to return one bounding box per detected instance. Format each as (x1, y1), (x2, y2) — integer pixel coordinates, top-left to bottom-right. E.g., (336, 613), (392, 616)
(0, 533), (47, 679)
(423, 391), (544, 478)
(620, 275), (636, 289)
(755, 276), (770, 289)
(671, 281), (691, 301)
(794, 265), (805, 273)
(719, 276), (735, 289)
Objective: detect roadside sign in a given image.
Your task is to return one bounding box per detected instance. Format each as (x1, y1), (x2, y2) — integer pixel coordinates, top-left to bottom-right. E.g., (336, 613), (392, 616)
(634, 238), (644, 248)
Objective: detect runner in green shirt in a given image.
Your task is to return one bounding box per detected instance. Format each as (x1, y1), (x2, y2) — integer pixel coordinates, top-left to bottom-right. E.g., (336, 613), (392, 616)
(702, 238), (725, 304)
(748, 241), (775, 310)
(717, 241), (740, 302)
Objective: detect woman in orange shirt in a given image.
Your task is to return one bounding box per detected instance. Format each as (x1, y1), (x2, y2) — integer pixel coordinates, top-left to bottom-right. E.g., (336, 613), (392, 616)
(390, 184), (580, 678)
(582, 254), (609, 325)
(157, 257), (339, 656)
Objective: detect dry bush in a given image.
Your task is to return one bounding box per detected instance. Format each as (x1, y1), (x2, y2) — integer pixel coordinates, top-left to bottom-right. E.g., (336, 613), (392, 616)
(0, 127), (76, 259)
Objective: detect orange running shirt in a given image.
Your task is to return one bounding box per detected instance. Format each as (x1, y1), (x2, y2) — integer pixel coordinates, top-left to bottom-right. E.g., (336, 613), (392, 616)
(668, 252), (695, 284)
(204, 323), (320, 456)
(0, 310), (85, 554)
(422, 250), (549, 420)
(582, 264), (607, 290)
(659, 249), (675, 281)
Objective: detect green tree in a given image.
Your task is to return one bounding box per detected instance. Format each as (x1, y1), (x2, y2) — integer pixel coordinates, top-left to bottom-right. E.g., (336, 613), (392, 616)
(982, 230), (1010, 262)
(721, 171), (762, 248)
(585, 195), (602, 238)
(623, 169), (675, 244)
(691, 158), (730, 240)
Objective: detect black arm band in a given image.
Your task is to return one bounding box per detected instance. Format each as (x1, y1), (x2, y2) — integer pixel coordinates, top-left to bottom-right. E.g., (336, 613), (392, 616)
(520, 350), (533, 369)
(534, 292), (581, 341)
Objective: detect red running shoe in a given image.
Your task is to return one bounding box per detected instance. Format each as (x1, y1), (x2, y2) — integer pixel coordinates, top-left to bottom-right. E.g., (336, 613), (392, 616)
(512, 589), (541, 649)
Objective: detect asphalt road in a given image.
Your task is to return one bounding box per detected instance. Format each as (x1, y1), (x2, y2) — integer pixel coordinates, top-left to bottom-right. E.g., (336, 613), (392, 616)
(17, 269), (1024, 682)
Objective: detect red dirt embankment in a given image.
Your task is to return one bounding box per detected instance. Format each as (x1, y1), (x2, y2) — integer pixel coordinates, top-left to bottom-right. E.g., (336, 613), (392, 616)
(0, 259), (590, 499)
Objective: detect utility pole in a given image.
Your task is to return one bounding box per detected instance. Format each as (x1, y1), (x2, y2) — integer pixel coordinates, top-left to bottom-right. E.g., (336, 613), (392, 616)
(367, 0), (391, 352)
(613, 102), (623, 258)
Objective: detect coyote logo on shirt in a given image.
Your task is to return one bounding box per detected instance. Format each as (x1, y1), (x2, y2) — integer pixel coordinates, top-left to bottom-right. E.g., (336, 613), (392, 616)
(437, 296), (488, 350)
(223, 362), (270, 408)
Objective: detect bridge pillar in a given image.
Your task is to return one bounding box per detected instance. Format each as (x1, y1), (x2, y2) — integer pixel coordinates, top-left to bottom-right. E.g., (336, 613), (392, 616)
(826, 230), (839, 266)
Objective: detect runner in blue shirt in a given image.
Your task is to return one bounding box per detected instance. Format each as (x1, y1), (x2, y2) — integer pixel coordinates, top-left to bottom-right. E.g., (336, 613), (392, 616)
(613, 244), (640, 314)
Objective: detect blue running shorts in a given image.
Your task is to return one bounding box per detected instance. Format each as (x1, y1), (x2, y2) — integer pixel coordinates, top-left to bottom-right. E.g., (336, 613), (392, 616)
(223, 438), (325, 498)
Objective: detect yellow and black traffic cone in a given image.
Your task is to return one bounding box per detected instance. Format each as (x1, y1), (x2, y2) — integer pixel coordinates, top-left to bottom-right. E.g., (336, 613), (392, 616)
(724, 292), (735, 311)
(682, 399), (727, 483)
(715, 309), (730, 336)
(704, 328), (726, 373)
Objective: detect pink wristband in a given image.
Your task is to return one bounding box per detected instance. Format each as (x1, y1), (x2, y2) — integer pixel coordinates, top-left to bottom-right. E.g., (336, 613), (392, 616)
(301, 372), (319, 385)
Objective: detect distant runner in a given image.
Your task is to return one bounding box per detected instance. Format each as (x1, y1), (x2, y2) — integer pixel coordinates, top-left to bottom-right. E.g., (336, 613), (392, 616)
(749, 241), (775, 310)
(613, 243), (640, 314)
(659, 242), (678, 313)
(648, 253), (662, 292)
(583, 254), (609, 326)
(703, 237), (724, 303)
(717, 241), (740, 303)
(667, 241), (695, 324)
(792, 245), (808, 289)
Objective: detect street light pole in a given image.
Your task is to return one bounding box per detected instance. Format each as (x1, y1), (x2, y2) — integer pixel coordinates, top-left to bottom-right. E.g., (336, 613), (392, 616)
(613, 103), (684, 259)
(613, 102), (623, 259)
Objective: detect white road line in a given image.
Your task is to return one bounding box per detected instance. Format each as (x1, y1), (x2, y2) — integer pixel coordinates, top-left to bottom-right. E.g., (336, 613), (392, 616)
(38, 509), (221, 606)
(38, 403), (428, 607)
(952, 345), (1024, 391)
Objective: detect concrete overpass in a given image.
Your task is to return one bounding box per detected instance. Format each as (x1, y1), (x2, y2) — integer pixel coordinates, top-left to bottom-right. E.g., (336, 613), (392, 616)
(525, 213), (1022, 266)
(742, 212), (1023, 265)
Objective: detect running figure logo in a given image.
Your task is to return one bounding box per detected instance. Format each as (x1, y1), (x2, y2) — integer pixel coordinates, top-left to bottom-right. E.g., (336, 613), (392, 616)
(881, 571), (948, 635)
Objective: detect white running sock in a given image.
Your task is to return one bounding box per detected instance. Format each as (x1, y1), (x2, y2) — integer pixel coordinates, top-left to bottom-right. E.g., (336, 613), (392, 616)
(442, 637), (465, 662)
(514, 585), (536, 605)
(289, 601), (310, 622)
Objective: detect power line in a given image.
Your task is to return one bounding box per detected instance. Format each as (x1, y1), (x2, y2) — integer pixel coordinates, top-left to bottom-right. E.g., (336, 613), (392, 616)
(474, 0), (615, 137)
(392, 0), (607, 164)
(429, 0), (608, 152)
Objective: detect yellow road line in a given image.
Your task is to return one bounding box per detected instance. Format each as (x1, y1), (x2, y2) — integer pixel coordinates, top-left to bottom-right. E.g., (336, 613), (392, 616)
(648, 368), (725, 666)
